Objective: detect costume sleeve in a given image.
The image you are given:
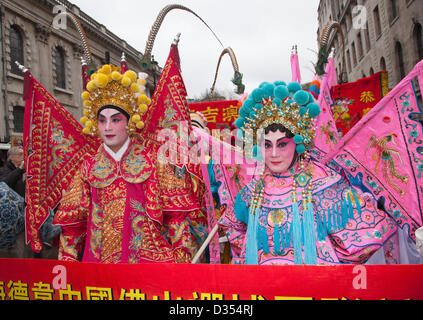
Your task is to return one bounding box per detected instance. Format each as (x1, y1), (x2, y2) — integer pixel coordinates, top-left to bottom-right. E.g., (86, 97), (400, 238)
(219, 190), (248, 264)
(142, 162), (190, 263)
(143, 162), (164, 225)
(53, 169), (89, 262)
(328, 188), (398, 264)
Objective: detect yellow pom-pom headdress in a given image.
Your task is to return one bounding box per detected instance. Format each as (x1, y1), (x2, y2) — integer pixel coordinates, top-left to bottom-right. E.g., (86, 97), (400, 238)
(80, 64), (151, 136)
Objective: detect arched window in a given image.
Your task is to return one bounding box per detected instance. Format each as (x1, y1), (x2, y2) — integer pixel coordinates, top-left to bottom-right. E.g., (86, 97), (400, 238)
(395, 41), (406, 80)
(9, 25), (24, 75)
(55, 47), (66, 89)
(380, 57), (387, 71)
(414, 23), (423, 61)
(370, 67), (374, 75)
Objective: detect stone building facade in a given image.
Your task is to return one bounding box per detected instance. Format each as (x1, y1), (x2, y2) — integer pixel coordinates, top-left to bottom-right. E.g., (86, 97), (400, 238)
(0, 0), (159, 148)
(317, 0), (423, 88)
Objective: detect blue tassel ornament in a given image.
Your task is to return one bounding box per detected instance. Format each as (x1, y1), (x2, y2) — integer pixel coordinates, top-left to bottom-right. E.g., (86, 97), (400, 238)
(303, 202), (317, 265)
(291, 201), (303, 265)
(274, 227), (281, 255)
(261, 225), (270, 254)
(245, 207), (259, 265)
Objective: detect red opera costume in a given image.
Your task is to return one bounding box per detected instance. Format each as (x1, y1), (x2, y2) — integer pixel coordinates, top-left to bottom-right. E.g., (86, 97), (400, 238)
(47, 49), (207, 263)
(53, 139), (193, 263)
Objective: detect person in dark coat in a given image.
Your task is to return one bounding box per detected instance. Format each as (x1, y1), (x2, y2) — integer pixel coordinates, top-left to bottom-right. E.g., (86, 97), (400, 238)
(0, 147), (25, 197)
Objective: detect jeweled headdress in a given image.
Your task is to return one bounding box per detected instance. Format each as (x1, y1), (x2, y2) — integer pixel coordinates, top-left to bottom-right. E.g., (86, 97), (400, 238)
(234, 81), (320, 155)
(80, 64), (151, 136)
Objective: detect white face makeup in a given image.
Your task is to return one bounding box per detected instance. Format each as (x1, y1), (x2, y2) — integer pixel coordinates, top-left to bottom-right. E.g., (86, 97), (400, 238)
(97, 108), (129, 153)
(262, 130), (296, 175)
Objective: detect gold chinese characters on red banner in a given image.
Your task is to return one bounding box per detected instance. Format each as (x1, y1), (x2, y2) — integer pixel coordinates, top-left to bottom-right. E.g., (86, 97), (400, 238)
(189, 100), (240, 130)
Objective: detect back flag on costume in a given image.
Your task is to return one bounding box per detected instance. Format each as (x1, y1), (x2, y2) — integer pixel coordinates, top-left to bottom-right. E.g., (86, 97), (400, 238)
(324, 59), (423, 241)
(138, 42), (208, 259)
(140, 43), (201, 178)
(23, 72), (100, 253)
(290, 45), (301, 84)
(313, 57), (339, 156)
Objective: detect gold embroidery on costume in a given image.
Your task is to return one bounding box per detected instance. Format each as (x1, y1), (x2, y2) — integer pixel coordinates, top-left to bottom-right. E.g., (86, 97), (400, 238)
(54, 169), (89, 224)
(95, 180), (127, 262)
(128, 200), (175, 263)
(122, 144), (152, 183)
(365, 133), (409, 195)
(58, 234), (84, 261)
(87, 142), (152, 188)
(157, 162), (186, 188)
(90, 202), (102, 260)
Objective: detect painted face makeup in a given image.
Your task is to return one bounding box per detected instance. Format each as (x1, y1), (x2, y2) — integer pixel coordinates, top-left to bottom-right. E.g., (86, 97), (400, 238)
(262, 130), (296, 175)
(98, 108), (129, 153)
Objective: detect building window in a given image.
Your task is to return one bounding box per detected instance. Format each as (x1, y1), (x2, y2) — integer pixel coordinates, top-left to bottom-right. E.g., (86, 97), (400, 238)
(357, 32), (364, 59)
(13, 106), (25, 133)
(346, 49), (352, 72)
(370, 67), (375, 75)
(346, 13), (352, 31)
(389, 0), (399, 23)
(373, 5), (382, 39)
(414, 23), (423, 61)
(55, 47), (66, 89)
(364, 23), (371, 52)
(9, 25), (24, 75)
(352, 41), (357, 66)
(380, 56), (387, 71)
(395, 41), (406, 80)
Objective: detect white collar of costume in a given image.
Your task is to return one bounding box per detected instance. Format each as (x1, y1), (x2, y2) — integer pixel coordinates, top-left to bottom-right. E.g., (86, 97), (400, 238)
(103, 137), (130, 162)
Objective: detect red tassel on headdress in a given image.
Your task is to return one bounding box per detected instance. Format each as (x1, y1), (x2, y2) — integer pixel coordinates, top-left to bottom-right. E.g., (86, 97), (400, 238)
(81, 58), (90, 90)
(23, 69), (32, 101)
(121, 52), (128, 74)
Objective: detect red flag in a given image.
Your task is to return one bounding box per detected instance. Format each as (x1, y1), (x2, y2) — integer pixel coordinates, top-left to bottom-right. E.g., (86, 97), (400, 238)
(330, 71), (389, 136)
(23, 73), (100, 253)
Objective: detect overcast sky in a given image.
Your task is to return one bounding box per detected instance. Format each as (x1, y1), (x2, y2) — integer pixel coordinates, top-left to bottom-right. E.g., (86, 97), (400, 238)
(70, 0), (320, 99)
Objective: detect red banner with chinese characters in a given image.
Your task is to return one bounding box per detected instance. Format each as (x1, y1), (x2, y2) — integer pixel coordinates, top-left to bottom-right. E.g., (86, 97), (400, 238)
(330, 71), (389, 136)
(0, 258), (422, 300)
(189, 100), (240, 130)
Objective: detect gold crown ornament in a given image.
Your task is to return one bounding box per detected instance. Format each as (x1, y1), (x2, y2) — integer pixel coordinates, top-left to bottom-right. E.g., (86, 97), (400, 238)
(80, 64), (151, 136)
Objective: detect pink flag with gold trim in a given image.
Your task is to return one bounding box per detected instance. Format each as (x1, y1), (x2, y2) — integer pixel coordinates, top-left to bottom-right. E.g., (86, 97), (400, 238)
(324, 60), (423, 240)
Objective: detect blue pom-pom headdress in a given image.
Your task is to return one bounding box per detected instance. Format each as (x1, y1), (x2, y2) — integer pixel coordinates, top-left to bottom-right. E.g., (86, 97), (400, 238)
(235, 81), (320, 154)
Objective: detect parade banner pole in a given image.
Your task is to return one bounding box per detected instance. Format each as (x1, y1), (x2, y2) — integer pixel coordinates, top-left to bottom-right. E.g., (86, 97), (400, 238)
(192, 224), (219, 264)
